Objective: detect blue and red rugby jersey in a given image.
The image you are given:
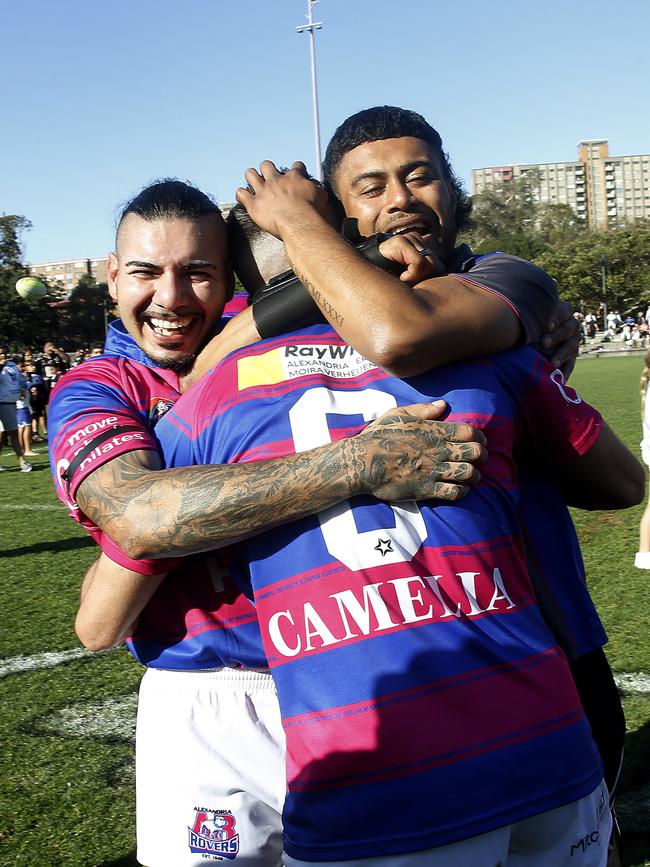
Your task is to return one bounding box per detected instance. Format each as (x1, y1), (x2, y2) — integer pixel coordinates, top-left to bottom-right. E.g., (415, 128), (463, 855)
(48, 320), (183, 572)
(156, 324), (605, 859)
(47, 318), (266, 671)
(517, 467), (607, 660)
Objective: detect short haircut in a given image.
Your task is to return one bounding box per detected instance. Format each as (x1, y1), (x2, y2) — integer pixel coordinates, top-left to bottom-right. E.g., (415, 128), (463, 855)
(226, 203), (289, 292)
(116, 178), (224, 242)
(323, 105), (472, 231)
(226, 201), (267, 260)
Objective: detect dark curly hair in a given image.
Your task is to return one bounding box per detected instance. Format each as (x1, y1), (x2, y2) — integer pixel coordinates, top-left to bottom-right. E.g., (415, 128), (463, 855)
(323, 106), (472, 232)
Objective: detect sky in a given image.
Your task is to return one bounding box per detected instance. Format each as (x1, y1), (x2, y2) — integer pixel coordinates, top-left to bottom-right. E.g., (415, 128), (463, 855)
(1, 0), (649, 265)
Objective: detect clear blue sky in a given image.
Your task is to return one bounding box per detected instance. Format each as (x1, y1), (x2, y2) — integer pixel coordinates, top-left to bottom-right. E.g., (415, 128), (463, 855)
(2, 0), (648, 264)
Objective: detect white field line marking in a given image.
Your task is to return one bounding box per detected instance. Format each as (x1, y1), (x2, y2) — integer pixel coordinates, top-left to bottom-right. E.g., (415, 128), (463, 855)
(39, 694), (138, 741)
(2, 647), (650, 693)
(614, 672), (650, 693)
(0, 647), (97, 678)
(0, 503), (66, 510)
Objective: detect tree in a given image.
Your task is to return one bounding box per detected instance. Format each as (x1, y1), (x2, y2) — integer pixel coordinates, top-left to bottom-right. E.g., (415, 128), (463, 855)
(460, 171), (586, 260)
(534, 222), (650, 318)
(460, 177), (650, 317)
(61, 274), (115, 349)
(0, 215), (59, 348)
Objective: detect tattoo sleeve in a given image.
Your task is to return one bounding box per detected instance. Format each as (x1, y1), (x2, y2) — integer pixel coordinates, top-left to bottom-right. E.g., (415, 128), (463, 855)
(76, 411), (482, 560)
(76, 443), (362, 559)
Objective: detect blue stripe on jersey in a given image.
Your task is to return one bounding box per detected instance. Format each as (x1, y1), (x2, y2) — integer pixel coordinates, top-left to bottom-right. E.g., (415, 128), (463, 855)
(127, 619), (266, 670)
(267, 603), (556, 717)
(282, 717), (600, 859)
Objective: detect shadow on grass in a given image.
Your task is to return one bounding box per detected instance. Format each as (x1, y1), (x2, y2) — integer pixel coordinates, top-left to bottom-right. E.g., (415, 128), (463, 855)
(98, 854), (139, 866)
(617, 715), (650, 866)
(0, 535), (95, 558)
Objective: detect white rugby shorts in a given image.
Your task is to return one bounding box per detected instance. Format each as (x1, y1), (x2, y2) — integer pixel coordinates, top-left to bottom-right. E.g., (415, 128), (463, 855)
(136, 667), (285, 867)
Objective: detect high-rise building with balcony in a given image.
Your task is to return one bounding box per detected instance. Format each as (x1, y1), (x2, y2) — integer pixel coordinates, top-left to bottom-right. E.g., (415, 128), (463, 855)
(472, 141), (650, 230)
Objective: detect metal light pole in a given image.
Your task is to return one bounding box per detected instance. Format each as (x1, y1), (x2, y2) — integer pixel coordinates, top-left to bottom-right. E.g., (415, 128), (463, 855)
(600, 256), (608, 333)
(296, 0), (323, 180)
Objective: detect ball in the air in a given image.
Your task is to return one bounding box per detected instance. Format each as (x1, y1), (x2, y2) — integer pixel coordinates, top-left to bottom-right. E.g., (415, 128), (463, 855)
(15, 276), (48, 300)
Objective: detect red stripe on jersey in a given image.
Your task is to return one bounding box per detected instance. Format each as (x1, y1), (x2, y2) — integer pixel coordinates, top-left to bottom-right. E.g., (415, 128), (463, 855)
(259, 540), (533, 665)
(285, 647), (582, 791)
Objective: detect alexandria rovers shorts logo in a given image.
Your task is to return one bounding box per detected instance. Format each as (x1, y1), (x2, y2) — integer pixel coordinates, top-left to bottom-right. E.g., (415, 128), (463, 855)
(188, 809), (240, 859)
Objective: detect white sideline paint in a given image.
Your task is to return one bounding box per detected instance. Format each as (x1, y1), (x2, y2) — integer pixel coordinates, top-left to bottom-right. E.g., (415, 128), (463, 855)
(0, 503), (66, 510)
(1, 650), (649, 795)
(615, 672), (650, 693)
(0, 647), (94, 678)
(2, 647), (650, 694)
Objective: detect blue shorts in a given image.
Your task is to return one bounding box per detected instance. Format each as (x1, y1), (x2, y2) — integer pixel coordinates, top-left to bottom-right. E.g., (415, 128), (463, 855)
(17, 407), (32, 427)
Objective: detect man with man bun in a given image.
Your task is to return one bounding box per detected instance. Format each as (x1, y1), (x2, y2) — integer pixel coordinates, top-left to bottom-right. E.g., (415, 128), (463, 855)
(50, 179), (488, 867)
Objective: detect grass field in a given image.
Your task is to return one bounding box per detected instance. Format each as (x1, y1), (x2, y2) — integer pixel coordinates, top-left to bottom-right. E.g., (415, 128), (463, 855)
(0, 355), (649, 866)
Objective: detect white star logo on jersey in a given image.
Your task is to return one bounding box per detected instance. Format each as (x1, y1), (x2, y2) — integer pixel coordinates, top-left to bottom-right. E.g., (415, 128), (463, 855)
(374, 538), (394, 557)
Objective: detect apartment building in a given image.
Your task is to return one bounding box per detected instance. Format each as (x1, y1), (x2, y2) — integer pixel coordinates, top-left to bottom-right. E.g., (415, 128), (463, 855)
(27, 257), (108, 294)
(472, 140), (650, 229)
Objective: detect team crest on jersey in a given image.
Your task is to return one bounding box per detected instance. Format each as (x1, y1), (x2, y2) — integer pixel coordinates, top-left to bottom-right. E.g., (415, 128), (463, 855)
(188, 809), (240, 860)
(149, 398), (174, 422)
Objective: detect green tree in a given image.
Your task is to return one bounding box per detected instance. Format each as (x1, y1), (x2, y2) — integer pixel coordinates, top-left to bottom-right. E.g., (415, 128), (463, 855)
(61, 274), (115, 349)
(460, 176), (650, 317)
(461, 171), (586, 260)
(534, 221), (650, 317)
(0, 214), (60, 348)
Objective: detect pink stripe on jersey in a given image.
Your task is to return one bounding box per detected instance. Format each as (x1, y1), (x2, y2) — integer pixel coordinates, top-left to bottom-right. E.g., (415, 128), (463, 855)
(184, 605), (259, 637)
(285, 647), (583, 791)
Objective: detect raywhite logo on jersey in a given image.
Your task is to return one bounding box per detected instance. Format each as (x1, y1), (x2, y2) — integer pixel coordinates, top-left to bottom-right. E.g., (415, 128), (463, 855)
(238, 343), (375, 389)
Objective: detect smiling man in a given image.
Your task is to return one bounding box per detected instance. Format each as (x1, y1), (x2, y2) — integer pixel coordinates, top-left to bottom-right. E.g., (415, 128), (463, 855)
(107, 193), (234, 373)
(234, 105), (627, 864)
(238, 106), (576, 379)
(332, 132), (458, 262)
(48, 178), (488, 867)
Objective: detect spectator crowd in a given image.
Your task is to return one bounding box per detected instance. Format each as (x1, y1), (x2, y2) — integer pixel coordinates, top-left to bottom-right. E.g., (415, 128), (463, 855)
(575, 307), (650, 348)
(0, 340), (104, 471)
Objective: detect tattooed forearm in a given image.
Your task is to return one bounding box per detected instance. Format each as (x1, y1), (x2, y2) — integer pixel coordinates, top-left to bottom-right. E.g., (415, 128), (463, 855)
(76, 407), (486, 560)
(293, 267), (345, 329)
(78, 445), (359, 559)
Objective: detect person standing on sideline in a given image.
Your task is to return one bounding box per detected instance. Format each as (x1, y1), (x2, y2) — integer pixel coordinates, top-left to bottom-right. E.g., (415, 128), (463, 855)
(15, 360), (36, 457)
(0, 348), (32, 472)
(635, 347), (650, 568)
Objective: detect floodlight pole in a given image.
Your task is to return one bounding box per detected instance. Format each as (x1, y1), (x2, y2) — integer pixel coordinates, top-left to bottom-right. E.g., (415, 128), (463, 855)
(296, 0), (323, 180)
(600, 256), (609, 333)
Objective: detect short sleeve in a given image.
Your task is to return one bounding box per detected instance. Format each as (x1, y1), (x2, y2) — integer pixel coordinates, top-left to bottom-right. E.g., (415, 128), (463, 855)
(48, 361), (160, 505)
(511, 350), (602, 461)
(99, 530), (182, 576)
(453, 253), (558, 345)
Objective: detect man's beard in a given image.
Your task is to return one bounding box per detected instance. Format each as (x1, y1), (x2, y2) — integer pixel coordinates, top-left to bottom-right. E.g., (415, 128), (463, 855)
(145, 350), (197, 375)
(142, 322), (219, 375)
